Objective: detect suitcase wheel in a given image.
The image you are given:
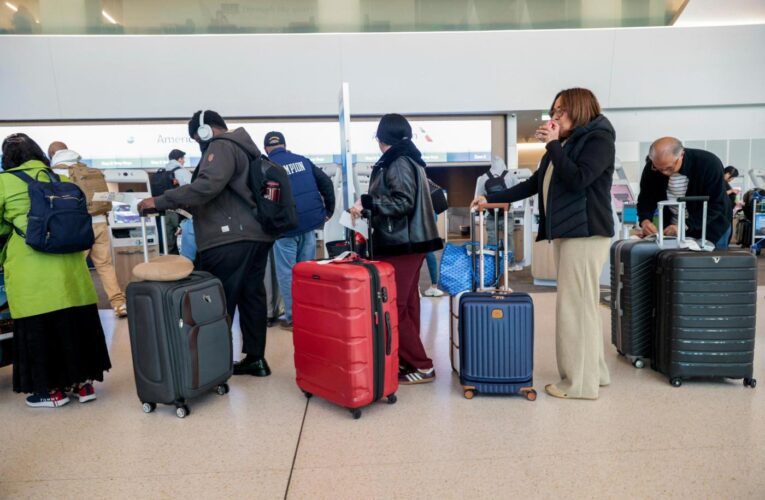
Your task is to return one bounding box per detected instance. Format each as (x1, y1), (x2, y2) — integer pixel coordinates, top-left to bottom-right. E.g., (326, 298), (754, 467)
(216, 383), (230, 396)
(744, 378), (757, 388)
(175, 405), (191, 419)
(302, 391), (313, 399)
(670, 378), (683, 388)
(142, 402), (156, 414)
(386, 394), (397, 404)
(463, 389), (475, 400)
(633, 359), (645, 369)
(521, 388), (537, 401)
(350, 408), (362, 420)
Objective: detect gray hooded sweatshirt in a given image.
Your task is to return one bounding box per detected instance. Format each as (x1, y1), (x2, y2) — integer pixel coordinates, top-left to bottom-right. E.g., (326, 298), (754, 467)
(155, 127), (274, 252)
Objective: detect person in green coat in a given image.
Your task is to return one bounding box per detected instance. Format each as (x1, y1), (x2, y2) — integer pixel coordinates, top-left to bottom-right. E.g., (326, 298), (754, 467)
(0, 133), (111, 408)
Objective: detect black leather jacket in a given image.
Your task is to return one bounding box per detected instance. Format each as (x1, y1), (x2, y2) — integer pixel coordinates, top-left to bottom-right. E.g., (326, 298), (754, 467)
(361, 157), (443, 256)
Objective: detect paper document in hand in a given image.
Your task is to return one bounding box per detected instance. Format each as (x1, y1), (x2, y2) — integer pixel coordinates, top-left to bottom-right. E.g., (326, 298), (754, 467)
(339, 211), (368, 239)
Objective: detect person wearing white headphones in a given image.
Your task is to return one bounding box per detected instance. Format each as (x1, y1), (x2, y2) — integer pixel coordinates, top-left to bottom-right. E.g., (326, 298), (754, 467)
(138, 110), (276, 377)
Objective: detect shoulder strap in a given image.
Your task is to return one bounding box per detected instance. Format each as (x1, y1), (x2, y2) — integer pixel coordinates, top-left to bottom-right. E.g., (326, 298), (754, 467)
(486, 171), (496, 179)
(208, 136), (264, 203)
(170, 166), (182, 173)
(499, 170), (508, 180)
(9, 171), (36, 185)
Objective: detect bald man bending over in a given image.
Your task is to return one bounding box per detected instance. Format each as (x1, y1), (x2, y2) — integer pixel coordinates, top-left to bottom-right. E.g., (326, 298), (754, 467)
(637, 137), (731, 249)
(48, 141), (68, 159)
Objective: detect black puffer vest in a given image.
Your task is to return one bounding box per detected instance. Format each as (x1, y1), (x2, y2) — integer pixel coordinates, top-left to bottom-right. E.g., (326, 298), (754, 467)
(537, 115), (616, 241)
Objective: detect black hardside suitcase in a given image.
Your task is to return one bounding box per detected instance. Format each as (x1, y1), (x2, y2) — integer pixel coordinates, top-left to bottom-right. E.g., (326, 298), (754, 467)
(610, 239), (665, 368)
(653, 250), (757, 388)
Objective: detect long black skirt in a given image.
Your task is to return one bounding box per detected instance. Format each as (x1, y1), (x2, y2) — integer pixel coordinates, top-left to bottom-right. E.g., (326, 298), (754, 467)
(13, 304), (112, 394)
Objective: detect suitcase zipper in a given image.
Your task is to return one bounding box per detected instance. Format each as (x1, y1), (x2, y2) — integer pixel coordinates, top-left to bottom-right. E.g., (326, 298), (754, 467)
(348, 261), (385, 402)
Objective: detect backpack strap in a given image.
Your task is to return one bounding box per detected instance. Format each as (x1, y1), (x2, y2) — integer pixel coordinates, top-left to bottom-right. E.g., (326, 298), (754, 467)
(9, 169), (60, 184)
(208, 136), (264, 204)
(8, 171), (36, 185)
(486, 171), (496, 179)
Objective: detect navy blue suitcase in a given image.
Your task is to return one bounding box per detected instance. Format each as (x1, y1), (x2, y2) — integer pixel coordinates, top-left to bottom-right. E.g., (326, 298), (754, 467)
(458, 292), (535, 399)
(456, 203), (536, 401)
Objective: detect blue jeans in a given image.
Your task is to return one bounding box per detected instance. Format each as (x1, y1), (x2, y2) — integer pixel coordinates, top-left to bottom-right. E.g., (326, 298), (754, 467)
(425, 252), (438, 285)
(180, 218), (197, 262)
(715, 225), (732, 250)
(274, 230), (317, 321)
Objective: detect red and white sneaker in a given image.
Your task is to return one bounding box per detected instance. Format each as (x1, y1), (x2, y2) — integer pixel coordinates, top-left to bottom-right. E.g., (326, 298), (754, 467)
(25, 390), (70, 408)
(70, 383), (97, 403)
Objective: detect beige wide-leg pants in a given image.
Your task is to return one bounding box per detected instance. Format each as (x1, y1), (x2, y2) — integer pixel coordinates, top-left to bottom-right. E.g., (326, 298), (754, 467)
(552, 236), (611, 399)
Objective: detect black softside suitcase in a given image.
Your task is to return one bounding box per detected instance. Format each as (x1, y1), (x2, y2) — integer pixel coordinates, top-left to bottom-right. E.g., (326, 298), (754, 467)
(127, 217), (232, 418)
(652, 198), (757, 388)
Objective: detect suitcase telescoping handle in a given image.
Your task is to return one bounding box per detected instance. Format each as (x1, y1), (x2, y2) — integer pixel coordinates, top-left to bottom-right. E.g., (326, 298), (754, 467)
(470, 202), (510, 292)
(657, 195), (710, 250)
(138, 204), (162, 263)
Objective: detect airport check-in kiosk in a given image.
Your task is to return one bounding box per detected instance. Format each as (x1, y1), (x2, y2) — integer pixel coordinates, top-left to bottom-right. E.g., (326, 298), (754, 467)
(104, 170), (160, 290)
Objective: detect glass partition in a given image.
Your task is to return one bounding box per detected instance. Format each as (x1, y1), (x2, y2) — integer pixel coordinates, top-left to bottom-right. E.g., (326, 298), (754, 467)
(0, 0), (687, 35)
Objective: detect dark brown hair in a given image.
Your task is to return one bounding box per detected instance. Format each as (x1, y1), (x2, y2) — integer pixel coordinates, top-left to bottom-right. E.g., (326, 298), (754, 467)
(2, 133), (50, 171)
(550, 88), (601, 131)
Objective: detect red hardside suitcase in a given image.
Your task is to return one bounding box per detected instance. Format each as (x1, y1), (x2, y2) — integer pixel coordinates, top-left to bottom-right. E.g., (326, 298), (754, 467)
(292, 255), (399, 419)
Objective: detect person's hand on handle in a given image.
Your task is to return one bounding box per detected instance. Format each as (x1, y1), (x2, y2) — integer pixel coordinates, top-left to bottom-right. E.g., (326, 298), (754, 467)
(137, 197), (157, 215)
(663, 224), (678, 237)
(640, 219), (658, 238)
(470, 196), (487, 210)
(348, 206), (362, 226)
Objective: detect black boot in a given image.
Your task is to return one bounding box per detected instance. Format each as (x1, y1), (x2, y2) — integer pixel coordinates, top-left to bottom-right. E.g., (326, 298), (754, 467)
(233, 357), (271, 377)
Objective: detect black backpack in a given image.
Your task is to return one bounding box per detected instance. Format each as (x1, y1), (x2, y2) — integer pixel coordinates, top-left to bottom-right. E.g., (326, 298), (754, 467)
(5, 170), (94, 254)
(210, 137), (299, 237)
(484, 170), (509, 196)
(150, 167), (181, 196)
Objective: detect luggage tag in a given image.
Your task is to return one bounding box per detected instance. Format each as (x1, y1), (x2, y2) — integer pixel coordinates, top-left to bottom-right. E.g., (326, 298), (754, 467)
(317, 250), (357, 265)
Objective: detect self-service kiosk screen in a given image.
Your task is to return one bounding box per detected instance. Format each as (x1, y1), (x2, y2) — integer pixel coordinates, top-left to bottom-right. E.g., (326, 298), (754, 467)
(112, 202), (141, 225)
(611, 183), (635, 212)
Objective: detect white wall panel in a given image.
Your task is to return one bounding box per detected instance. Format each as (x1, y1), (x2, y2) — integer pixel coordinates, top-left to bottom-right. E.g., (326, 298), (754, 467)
(0, 38), (60, 118)
(0, 24), (763, 121)
(609, 26), (765, 108)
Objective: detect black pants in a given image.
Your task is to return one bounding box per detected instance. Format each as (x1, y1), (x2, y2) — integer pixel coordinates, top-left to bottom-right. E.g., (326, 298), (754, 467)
(199, 240), (273, 358)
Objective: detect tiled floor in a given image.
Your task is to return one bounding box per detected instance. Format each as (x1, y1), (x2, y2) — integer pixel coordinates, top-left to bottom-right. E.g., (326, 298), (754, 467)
(1, 291), (764, 499)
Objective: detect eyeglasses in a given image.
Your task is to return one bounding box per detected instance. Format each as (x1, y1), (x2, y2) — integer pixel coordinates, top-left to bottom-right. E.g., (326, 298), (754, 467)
(651, 155), (682, 175)
(551, 107), (567, 118)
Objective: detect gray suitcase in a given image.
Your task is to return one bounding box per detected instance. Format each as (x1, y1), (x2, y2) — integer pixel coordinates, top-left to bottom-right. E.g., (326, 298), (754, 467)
(126, 217), (232, 418)
(610, 237), (677, 368)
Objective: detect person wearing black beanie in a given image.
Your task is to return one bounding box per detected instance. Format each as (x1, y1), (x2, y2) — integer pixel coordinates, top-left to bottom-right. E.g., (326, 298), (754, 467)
(350, 113), (443, 385)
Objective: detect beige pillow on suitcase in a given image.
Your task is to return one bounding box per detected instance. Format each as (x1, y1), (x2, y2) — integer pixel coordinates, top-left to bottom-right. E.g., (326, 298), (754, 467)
(132, 255), (194, 282)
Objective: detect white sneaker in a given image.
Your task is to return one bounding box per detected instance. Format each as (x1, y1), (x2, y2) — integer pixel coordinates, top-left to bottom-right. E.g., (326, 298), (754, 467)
(423, 286), (444, 297)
